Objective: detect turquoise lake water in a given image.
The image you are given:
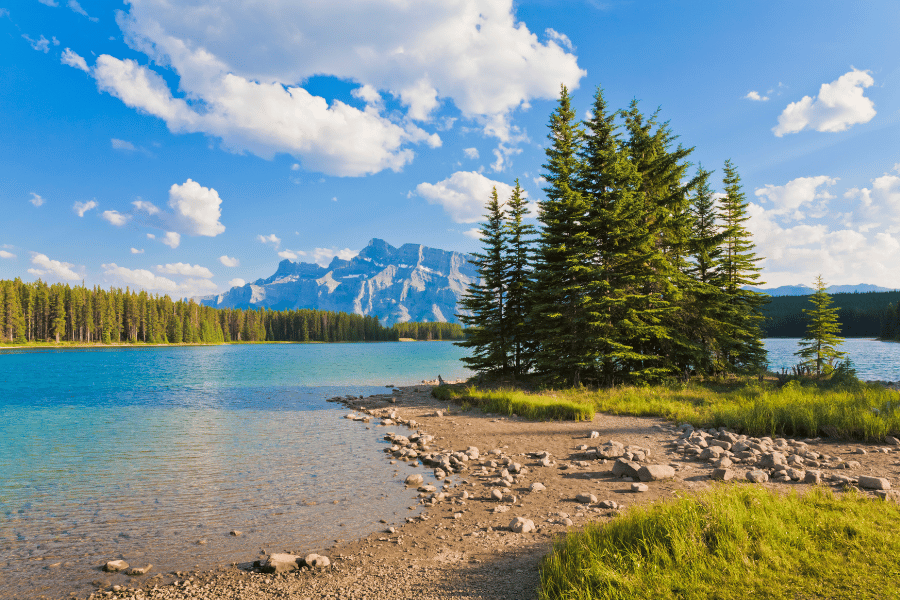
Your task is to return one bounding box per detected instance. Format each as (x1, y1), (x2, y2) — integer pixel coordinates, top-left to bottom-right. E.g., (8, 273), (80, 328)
(0, 342), (471, 599)
(2, 338), (899, 598)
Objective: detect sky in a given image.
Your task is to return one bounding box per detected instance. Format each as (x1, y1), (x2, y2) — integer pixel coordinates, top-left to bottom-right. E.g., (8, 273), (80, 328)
(1, 0), (899, 298)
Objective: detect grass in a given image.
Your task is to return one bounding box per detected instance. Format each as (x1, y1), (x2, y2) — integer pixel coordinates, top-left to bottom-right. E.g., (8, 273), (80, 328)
(539, 485), (900, 600)
(434, 379), (900, 440)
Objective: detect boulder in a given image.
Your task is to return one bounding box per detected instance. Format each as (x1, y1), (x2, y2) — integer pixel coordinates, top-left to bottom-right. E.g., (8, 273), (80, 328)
(490, 489), (503, 501)
(126, 565), (152, 576)
(631, 483), (649, 492)
(637, 465), (675, 482)
(262, 554), (300, 574)
(590, 431), (600, 439)
(575, 493), (597, 504)
(746, 470), (769, 483)
(103, 560), (129, 573)
(611, 458), (641, 479)
(598, 500), (619, 510)
(804, 470), (822, 484)
(710, 468), (734, 481)
(508, 517), (535, 534)
(886, 436), (900, 446)
(405, 474), (424, 486)
(757, 452), (787, 468)
(858, 476), (891, 490)
(530, 482), (546, 492)
(303, 554), (331, 569)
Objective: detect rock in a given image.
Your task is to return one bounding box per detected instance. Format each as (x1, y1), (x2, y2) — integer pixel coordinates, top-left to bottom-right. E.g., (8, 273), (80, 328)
(699, 447), (725, 460)
(637, 465), (675, 482)
(561, 517), (574, 526)
(540, 457), (553, 467)
(804, 470), (822, 484)
(858, 476), (891, 490)
(598, 445), (625, 459)
(405, 474), (424, 486)
(126, 564), (152, 576)
(598, 500), (619, 510)
(434, 468), (446, 479)
(611, 458), (641, 479)
(589, 431), (600, 439)
(508, 517), (535, 534)
(530, 482), (546, 492)
(304, 554), (331, 569)
(886, 436), (900, 446)
(103, 560), (129, 573)
(875, 490), (900, 502)
(855, 447), (867, 455)
(490, 489), (503, 501)
(262, 554), (300, 574)
(575, 493), (597, 504)
(757, 452), (787, 468)
(631, 483), (649, 492)
(710, 468), (734, 481)
(418, 484), (437, 493)
(230, 530), (242, 536)
(746, 470), (769, 483)
(713, 457), (733, 468)
(786, 468), (805, 481)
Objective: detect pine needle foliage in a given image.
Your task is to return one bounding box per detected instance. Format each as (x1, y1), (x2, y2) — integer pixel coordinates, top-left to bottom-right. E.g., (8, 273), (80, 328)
(796, 275), (846, 376)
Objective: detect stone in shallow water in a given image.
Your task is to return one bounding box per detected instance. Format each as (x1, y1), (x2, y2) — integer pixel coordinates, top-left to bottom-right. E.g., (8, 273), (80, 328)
(103, 560), (129, 573)
(262, 554), (300, 574)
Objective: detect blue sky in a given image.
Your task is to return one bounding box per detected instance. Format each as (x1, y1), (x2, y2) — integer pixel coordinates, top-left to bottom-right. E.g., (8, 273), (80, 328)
(2, 0), (899, 297)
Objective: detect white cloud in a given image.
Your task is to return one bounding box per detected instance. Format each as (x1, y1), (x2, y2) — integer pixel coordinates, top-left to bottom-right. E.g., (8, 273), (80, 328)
(31, 253), (79, 280)
(101, 210), (131, 226)
(312, 247), (358, 267)
(462, 227), (482, 240)
(167, 179), (225, 237)
(156, 262), (214, 278)
(23, 34), (50, 53)
(845, 173), (900, 229)
(773, 69), (876, 137)
(228, 278), (246, 288)
(88, 0), (583, 175)
(744, 90), (769, 102)
(219, 255), (239, 267)
(161, 231), (181, 248)
(67, 0), (97, 21)
(102, 263), (218, 297)
(37, 0), (58, 6)
(132, 199), (160, 215)
(111, 138), (136, 151)
(463, 147), (479, 160)
(73, 199), (98, 217)
(278, 250), (302, 260)
(131, 248), (144, 254)
(146, 233), (156, 239)
(258, 233), (281, 248)
(0, 250), (16, 259)
(545, 28), (574, 51)
(291, 163), (300, 171)
(29, 192), (45, 207)
(753, 176), (838, 221)
(415, 171), (522, 223)
(61, 48), (89, 72)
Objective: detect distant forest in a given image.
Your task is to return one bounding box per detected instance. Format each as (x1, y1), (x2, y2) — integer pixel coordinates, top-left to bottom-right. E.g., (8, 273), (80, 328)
(0, 278), (464, 345)
(762, 290), (900, 339)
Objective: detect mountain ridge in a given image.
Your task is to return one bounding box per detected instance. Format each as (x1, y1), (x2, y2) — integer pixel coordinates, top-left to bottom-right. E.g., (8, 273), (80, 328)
(745, 284), (898, 296)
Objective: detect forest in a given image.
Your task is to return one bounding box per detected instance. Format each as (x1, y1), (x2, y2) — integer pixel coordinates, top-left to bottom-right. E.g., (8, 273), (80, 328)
(761, 290), (900, 339)
(0, 278), (463, 345)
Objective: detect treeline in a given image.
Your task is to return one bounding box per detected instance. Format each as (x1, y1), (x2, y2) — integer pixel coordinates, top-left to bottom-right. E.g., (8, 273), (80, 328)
(0, 278), (453, 344)
(761, 291), (900, 338)
(460, 86), (768, 386)
(392, 321), (465, 341)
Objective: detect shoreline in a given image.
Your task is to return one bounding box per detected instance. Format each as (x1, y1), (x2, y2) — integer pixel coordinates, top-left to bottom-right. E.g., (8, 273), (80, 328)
(75, 382), (900, 600)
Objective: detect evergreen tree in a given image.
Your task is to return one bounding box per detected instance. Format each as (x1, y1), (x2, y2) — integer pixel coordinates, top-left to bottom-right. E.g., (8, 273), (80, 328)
(457, 187), (510, 374)
(796, 275), (846, 376)
(503, 179), (536, 377)
(718, 160), (768, 371)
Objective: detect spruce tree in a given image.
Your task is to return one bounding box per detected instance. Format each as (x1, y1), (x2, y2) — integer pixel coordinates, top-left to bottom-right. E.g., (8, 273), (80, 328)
(457, 187), (510, 374)
(503, 179), (536, 377)
(796, 275), (845, 376)
(718, 159), (768, 371)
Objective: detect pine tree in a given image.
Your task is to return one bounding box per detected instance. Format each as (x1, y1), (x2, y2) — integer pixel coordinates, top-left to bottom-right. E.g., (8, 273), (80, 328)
(457, 187), (510, 374)
(718, 160), (768, 371)
(531, 85), (595, 385)
(796, 275), (845, 376)
(503, 179), (536, 377)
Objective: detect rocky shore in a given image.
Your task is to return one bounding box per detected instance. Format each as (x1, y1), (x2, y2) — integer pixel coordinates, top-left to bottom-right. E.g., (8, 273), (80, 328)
(83, 384), (900, 600)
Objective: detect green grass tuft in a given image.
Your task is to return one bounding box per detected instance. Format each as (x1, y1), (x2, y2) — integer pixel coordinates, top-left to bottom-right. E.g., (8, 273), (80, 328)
(432, 385), (594, 421)
(539, 485), (900, 600)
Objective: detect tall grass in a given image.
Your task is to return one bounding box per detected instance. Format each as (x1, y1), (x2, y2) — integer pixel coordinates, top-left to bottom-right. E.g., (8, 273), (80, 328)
(435, 380), (900, 439)
(539, 485), (900, 600)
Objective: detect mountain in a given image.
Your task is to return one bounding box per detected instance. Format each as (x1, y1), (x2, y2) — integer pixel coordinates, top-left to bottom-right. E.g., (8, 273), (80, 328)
(200, 238), (477, 326)
(745, 284), (898, 296)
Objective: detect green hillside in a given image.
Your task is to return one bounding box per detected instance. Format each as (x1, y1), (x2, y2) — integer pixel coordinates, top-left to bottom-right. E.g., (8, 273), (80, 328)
(761, 290), (900, 338)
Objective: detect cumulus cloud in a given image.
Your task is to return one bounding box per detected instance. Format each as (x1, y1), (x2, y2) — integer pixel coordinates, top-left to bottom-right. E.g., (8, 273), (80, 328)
(102, 263), (218, 297)
(156, 262), (214, 278)
(86, 0), (584, 175)
(168, 179), (225, 237)
(312, 247), (357, 267)
(258, 234), (281, 248)
(545, 28), (574, 51)
(462, 227), (482, 240)
(29, 192), (45, 207)
(773, 69), (876, 137)
(744, 91), (769, 102)
(845, 172), (900, 229)
(219, 255), (239, 267)
(132, 199), (160, 215)
(415, 171), (523, 223)
(278, 250), (304, 260)
(23, 34), (50, 53)
(463, 147), (479, 160)
(61, 48), (89, 72)
(101, 210), (131, 226)
(0, 250), (16, 259)
(73, 199), (98, 217)
(131, 248), (144, 254)
(228, 278), (246, 288)
(30, 253), (79, 280)
(753, 176), (838, 221)
(161, 231), (180, 248)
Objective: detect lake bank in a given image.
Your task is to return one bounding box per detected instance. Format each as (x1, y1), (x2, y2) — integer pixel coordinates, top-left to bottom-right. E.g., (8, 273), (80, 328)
(83, 384), (900, 600)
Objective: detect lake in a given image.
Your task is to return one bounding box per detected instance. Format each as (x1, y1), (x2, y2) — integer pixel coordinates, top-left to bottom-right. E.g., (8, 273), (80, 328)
(763, 338), (900, 381)
(0, 342), (471, 599)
